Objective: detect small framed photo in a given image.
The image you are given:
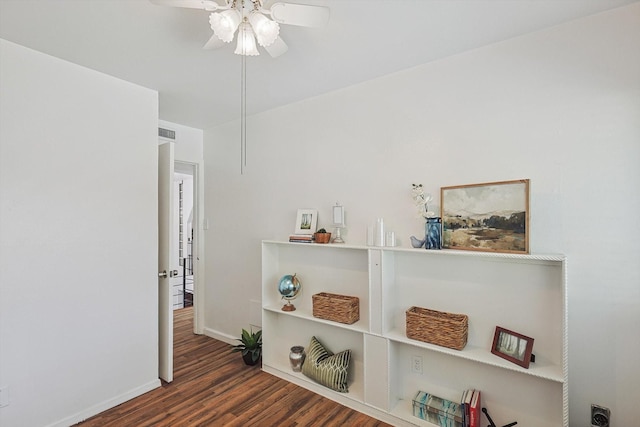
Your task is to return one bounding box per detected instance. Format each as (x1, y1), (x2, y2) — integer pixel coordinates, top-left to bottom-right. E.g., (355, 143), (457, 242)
(294, 209), (318, 235)
(441, 179), (529, 254)
(491, 326), (535, 368)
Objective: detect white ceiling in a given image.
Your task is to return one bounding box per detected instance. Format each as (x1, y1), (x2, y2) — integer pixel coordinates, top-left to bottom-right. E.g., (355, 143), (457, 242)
(1, 0), (637, 130)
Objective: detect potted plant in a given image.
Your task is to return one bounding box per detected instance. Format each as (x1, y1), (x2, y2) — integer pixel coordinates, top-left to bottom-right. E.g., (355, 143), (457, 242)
(232, 328), (262, 366)
(314, 228), (332, 244)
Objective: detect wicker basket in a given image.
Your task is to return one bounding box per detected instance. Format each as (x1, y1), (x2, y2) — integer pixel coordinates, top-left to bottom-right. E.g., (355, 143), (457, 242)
(312, 292), (359, 324)
(405, 306), (468, 350)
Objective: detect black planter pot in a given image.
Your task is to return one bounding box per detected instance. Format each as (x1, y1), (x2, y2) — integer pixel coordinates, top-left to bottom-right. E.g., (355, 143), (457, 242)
(242, 352), (260, 366)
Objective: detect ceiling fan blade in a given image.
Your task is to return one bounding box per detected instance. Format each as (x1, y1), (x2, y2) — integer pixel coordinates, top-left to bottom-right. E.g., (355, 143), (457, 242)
(148, 0), (221, 11)
(269, 3), (330, 28)
(263, 36), (288, 58)
(203, 34), (225, 49)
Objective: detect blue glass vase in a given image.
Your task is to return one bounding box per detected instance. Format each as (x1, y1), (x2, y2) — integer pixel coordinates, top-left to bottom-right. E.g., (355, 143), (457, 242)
(425, 217), (442, 250)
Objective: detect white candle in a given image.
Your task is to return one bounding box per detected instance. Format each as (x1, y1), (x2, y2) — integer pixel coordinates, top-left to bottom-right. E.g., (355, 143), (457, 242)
(375, 218), (385, 247)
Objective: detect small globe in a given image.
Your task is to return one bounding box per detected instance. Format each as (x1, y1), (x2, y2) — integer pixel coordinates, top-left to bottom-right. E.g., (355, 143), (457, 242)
(278, 274), (301, 301)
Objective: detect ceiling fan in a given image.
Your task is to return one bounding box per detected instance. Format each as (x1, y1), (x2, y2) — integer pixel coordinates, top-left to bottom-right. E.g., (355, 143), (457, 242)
(149, 0), (330, 57)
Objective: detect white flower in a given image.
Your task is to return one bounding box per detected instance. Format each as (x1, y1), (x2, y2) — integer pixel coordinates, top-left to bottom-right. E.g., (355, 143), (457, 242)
(411, 183), (435, 218)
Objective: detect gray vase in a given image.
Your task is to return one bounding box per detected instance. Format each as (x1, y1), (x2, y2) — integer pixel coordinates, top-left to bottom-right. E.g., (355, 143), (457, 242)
(289, 346), (306, 372)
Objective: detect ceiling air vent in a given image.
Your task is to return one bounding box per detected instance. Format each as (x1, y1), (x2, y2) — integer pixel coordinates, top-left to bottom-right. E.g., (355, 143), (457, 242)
(158, 127), (176, 141)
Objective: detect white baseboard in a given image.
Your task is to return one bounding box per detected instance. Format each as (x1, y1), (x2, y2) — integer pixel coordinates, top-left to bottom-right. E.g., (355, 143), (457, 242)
(203, 327), (237, 346)
(47, 379), (161, 427)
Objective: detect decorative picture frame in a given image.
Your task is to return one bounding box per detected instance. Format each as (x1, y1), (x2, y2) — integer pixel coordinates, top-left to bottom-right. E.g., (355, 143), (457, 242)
(440, 179), (529, 254)
(491, 326), (534, 369)
(294, 209), (318, 235)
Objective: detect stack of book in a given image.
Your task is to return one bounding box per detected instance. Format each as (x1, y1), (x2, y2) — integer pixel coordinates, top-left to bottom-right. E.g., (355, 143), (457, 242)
(411, 389), (482, 427)
(412, 391), (463, 427)
(289, 234), (314, 243)
(460, 389), (482, 427)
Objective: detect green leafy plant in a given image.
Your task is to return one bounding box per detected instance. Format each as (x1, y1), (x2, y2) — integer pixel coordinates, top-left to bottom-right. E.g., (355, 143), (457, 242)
(317, 228), (327, 233)
(232, 328), (262, 365)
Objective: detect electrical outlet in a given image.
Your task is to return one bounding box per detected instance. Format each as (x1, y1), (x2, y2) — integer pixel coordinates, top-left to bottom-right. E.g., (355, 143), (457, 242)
(591, 404), (610, 427)
(411, 355), (423, 374)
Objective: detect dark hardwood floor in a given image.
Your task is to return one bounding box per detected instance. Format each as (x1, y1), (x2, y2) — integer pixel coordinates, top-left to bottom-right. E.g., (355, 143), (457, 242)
(76, 307), (392, 426)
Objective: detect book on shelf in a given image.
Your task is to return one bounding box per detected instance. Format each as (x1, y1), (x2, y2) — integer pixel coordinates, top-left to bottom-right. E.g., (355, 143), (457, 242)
(460, 389), (468, 427)
(469, 390), (481, 427)
(460, 389), (474, 427)
(412, 390), (463, 427)
(289, 234), (314, 242)
(465, 389), (474, 427)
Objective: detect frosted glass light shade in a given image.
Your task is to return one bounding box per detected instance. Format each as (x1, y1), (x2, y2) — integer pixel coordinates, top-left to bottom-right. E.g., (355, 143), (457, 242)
(209, 10), (241, 43)
(234, 23), (259, 56)
(248, 12), (280, 47)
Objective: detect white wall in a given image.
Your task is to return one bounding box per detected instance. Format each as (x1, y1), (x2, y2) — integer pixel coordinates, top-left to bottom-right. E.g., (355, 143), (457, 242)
(0, 39), (159, 426)
(160, 120), (204, 165)
(204, 4), (640, 426)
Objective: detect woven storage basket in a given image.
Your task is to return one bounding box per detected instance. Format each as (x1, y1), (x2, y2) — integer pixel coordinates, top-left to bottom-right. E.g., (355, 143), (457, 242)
(406, 306), (468, 350)
(312, 292), (359, 324)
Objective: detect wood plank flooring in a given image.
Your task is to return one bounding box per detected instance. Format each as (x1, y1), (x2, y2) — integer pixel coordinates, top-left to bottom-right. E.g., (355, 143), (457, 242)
(76, 307), (392, 426)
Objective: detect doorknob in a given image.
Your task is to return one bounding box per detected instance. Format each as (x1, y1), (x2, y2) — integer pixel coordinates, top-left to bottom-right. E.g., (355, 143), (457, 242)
(158, 270), (168, 278)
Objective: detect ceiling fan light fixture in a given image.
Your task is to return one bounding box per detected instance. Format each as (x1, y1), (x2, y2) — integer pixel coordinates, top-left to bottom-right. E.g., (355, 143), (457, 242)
(248, 11), (280, 47)
(209, 9), (242, 43)
(234, 22), (260, 56)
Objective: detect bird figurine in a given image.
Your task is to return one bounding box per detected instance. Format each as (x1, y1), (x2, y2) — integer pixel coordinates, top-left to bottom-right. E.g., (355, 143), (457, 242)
(410, 235), (425, 248)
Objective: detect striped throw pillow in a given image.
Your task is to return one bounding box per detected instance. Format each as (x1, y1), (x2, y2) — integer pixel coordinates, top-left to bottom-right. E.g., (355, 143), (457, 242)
(301, 336), (351, 393)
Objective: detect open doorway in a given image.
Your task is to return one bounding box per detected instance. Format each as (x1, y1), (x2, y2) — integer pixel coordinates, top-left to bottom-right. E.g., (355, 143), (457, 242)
(159, 142), (203, 382)
(172, 162), (195, 310)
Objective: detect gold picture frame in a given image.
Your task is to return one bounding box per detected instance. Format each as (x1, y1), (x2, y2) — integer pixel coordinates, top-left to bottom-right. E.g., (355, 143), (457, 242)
(440, 179), (529, 254)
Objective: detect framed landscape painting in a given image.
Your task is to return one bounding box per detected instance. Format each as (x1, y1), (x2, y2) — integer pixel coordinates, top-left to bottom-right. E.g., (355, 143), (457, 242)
(440, 179), (529, 254)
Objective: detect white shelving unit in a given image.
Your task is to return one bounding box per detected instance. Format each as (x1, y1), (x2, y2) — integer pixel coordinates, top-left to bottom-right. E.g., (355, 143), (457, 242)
(261, 240), (567, 427)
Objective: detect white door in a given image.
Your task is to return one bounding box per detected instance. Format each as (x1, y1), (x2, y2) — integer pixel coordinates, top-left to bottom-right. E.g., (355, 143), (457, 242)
(158, 142), (174, 382)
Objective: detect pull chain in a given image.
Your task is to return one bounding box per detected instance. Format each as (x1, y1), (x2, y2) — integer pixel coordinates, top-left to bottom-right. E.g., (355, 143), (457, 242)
(241, 51), (246, 174)
(240, 23), (248, 175)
